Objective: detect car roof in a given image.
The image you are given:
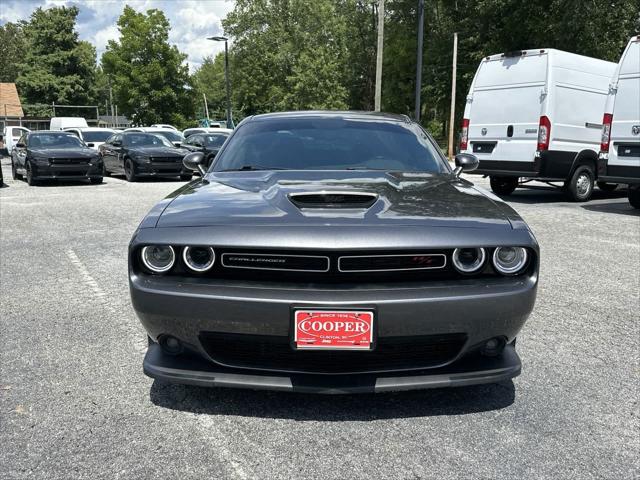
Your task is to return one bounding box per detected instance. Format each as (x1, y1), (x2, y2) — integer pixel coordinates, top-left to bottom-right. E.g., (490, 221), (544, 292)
(29, 130), (76, 135)
(64, 127), (116, 131)
(248, 110), (412, 123)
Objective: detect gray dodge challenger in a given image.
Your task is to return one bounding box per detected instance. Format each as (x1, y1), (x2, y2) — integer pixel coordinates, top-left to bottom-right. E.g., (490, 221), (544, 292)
(129, 111), (539, 394)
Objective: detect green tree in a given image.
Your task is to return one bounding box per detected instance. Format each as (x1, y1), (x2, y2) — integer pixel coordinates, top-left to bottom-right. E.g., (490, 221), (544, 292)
(16, 6), (97, 116)
(101, 6), (194, 127)
(192, 53), (228, 121)
(0, 22), (27, 83)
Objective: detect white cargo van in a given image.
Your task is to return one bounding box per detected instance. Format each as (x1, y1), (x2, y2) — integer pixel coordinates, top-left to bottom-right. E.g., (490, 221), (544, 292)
(49, 117), (88, 131)
(597, 36), (640, 209)
(2, 126), (30, 155)
(461, 49), (616, 201)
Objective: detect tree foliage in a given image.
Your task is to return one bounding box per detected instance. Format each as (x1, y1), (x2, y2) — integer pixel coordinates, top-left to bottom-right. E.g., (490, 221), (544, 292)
(0, 22), (27, 83)
(101, 6), (194, 127)
(14, 6), (97, 116)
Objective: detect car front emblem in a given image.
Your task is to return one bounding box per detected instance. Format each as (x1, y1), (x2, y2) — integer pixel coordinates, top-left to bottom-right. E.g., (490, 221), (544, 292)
(481, 128), (487, 136)
(632, 125), (640, 136)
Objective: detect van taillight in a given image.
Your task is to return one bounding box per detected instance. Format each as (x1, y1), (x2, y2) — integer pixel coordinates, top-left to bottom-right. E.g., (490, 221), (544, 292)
(537, 116), (551, 151)
(600, 113), (613, 152)
(460, 118), (470, 151)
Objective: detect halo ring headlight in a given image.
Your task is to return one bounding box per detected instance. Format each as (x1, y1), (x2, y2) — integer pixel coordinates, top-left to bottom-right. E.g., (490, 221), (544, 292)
(492, 247), (528, 275)
(182, 246), (216, 272)
(141, 245), (175, 273)
(452, 247), (486, 274)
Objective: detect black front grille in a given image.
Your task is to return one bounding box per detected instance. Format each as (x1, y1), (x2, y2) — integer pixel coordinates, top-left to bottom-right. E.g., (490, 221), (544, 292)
(199, 332), (467, 374)
(49, 158), (88, 164)
(221, 253), (329, 272)
(338, 254), (446, 272)
(151, 156), (181, 163)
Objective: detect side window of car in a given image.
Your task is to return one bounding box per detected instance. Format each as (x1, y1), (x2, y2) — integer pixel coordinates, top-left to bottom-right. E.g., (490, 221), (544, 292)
(193, 135), (204, 147)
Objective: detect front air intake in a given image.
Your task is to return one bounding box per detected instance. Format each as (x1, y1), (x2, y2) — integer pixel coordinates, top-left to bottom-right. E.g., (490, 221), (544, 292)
(288, 191), (378, 209)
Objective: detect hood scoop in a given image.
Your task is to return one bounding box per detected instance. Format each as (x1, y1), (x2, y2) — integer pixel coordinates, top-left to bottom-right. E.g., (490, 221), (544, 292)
(288, 191), (378, 209)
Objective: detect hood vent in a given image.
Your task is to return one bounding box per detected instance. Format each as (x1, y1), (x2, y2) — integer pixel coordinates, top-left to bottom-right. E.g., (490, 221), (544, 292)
(288, 191), (378, 209)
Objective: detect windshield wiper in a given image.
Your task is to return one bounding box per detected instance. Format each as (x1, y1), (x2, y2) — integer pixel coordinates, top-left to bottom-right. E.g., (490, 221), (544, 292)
(221, 165), (287, 172)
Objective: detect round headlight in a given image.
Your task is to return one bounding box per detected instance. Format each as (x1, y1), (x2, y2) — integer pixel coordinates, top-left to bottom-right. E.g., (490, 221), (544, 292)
(182, 246), (215, 272)
(452, 247), (486, 274)
(141, 245), (175, 273)
(492, 247), (528, 275)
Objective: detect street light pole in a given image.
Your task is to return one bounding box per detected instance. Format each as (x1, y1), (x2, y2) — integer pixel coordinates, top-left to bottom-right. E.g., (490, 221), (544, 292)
(414, 0), (424, 121)
(374, 0), (385, 111)
(208, 36), (233, 128)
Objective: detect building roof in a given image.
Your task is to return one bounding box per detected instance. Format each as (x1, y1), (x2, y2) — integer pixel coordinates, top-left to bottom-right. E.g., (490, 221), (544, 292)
(0, 83), (24, 117)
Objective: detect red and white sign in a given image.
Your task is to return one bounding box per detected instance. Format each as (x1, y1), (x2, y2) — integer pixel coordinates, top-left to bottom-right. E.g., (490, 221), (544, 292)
(294, 310), (374, 350)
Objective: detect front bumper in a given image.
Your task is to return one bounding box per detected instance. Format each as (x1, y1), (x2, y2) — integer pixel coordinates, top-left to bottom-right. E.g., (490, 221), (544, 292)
(597, 154), (640, 185)
(144, 341), (521, 393)
(32, 161), (102, 180)
(134, 160), (189, 177)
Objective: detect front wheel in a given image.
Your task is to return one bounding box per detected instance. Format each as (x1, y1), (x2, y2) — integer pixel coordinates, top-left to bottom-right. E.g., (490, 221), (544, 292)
(565, 165), (594, 202)
(597, 181), (617, 192)
(489, 176), (518, 196)
(124, 159), (137, 182)
(102, 162), (111, 177)
(628, 187), (640, 209)
(90, 177), (103, 185)
(25, 162), (38, 186)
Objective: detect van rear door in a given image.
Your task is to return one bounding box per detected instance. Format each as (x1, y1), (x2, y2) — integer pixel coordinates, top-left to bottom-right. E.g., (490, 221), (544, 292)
(609, 38), (640, 171)
(467, 52), (547, 166)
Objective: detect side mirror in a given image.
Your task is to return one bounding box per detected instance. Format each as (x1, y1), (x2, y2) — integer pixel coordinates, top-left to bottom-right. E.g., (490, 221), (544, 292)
(453, 153), (479, 176)
(16, 142), (25, 148)
(87, 143), (95, 148)
(173, 142), (182, 147)
(112, 140), (122, 147)
(183, 151), (207, 175)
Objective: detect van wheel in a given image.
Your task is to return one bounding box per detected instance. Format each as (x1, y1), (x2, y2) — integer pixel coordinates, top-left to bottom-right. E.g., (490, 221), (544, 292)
(566, 165), (594, 202)
(597, 181), (617, 192)
(628, 187), (640, 209)
(489, 176), (518, 196)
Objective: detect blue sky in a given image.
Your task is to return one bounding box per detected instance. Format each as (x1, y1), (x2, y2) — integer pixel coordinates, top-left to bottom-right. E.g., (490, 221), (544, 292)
(0, 0), (235, 71)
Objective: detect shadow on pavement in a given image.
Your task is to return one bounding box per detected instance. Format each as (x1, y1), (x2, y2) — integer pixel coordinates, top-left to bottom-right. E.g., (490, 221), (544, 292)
(581, 201), (639, 216)
(149, 379), (516, 420)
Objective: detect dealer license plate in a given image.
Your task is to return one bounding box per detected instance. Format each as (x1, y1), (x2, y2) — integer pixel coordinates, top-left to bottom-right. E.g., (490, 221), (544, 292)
(293, 310), (374, 350)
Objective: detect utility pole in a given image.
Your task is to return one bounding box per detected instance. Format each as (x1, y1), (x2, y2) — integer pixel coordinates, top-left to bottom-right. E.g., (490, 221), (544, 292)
(203, 93), (210, 124)
(448, 32), (458, 160)
(414, 0), (425, 121)
(108, 77), (115, 127)
(374, 0), (385, 111)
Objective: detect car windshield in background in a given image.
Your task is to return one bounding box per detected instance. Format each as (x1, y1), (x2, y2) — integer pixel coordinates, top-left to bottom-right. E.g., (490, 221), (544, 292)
(152, 130), (184, 143)
(204, 133), (229, 147)
(213, 117), (446, 172)
(30, 133), (84, 148)
(124, 133), (173, 148)
(82, 131), (113, 143)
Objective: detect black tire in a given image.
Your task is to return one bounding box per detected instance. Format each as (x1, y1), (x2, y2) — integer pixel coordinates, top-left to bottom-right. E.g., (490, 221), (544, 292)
(489, 176), (518, 196)
(179, 173), (193, 181)
(102, 162), (111, 177)
(597, 181), (617, 192)
(25, 162), (38, 186)
(124, 158), (137, 182)
(565, 165), (594, 202)
(11, 160), (21, 180)
(628, 187), (640, 209)
(90, 177), (103, 185)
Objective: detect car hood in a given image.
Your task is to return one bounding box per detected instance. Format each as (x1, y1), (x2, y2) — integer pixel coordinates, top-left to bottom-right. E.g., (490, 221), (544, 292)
(130, 146), (185, 157)
(30, 147), (96, 158)
(153, 171), (518, 230)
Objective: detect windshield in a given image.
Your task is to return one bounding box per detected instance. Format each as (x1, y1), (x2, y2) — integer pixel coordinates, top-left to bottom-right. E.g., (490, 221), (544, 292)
(213, 117), (446, 172)
(204, 133), (229, 147)
(29, 133), (84, 148)
(82, 131), (114, 143)
(124, 133), (174, 148)
(151, 130), (184, 143)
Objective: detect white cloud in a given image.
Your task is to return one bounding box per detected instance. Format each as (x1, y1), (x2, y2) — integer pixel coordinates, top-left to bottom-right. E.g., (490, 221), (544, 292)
(0, 0), (236, 71)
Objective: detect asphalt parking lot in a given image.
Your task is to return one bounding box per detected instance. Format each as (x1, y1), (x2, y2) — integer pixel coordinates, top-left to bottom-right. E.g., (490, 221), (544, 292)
(1, 155), (638, 480)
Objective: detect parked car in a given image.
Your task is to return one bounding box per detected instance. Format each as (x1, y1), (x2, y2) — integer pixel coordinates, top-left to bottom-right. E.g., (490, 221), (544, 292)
(63, 127), (117, 151)
(130, 111), (539, 394)
(124, 127), (184, 147)
(461, 49), (616, 201)
(598, 36), (640, 209)
(183, 126), (231, 138)
(10, 131), (103, 186)
(99, 131), (191, 182)
(2, 126), (30, 155)
(50, 117), (88, 131)
(150, 124), (178, 131)
(180, 130), (231, 169)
